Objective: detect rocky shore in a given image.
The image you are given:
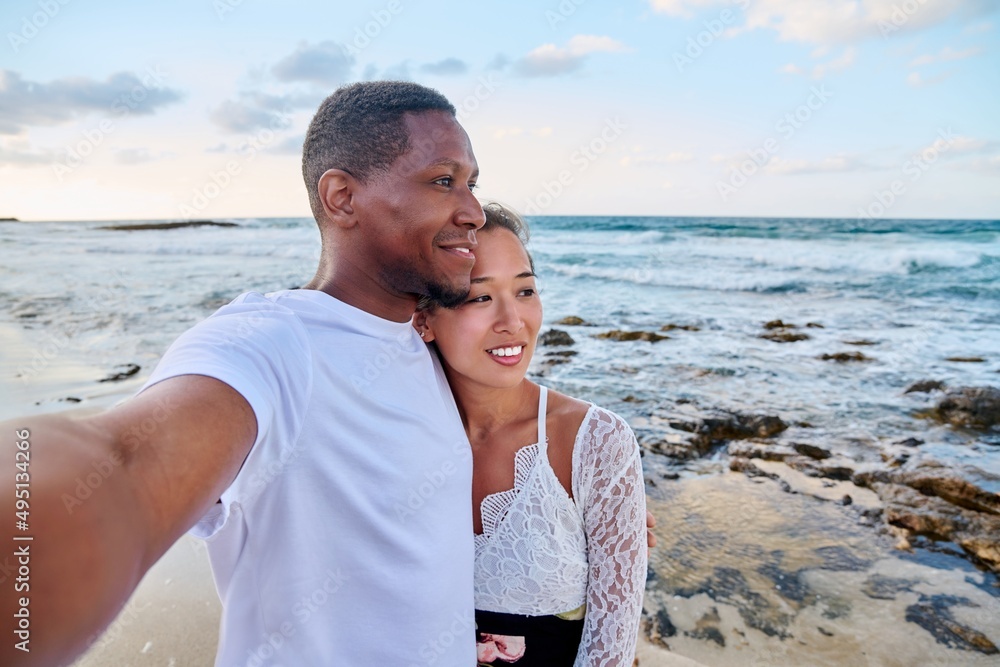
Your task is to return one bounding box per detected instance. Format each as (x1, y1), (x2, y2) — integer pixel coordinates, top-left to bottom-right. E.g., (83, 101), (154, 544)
(538, 317), (1000, 662)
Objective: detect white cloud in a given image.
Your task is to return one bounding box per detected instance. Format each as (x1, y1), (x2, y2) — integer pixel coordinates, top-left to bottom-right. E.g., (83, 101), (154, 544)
(0, 69), (182, 135)
(515, 35), (629, 77)
(909, 46), (982, 66)
(650, 0), (995, 44)
(765, 154), (870, 174)
(420, 58), (468, 76)
(906, 70), (953, 86)
(810, 46), (857, 78)
(272, 41), (354, 85)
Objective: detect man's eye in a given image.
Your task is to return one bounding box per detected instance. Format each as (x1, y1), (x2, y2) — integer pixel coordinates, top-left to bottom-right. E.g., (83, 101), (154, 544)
(469, 182), (478, 191)
(434, 177), (453, 187)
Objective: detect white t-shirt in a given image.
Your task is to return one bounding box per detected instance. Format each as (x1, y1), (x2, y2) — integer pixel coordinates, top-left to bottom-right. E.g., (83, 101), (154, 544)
(141, 290), (475, 667)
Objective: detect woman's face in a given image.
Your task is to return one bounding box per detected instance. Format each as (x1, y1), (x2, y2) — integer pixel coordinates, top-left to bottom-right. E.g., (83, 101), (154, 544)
(421, 227), (542, 389)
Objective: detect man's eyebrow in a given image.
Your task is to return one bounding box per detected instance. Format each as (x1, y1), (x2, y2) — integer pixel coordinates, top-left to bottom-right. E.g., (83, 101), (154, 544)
(424, 157), (479, 178)
(470, 271), (535, 284)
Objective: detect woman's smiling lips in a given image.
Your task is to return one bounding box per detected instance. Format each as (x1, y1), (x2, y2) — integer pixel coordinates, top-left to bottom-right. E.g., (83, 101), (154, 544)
(486, 344), (525, 366)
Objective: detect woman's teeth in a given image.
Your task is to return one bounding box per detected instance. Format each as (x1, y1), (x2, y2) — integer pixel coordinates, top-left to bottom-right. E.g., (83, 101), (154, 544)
(489, 346), (523, 357)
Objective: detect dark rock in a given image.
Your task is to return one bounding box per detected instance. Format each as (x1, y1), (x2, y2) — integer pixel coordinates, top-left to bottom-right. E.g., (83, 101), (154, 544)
(539, 329), (575, 346)
(895, 437), (925, 447)
(844, 339), (877, 346)
(873, 482), (1000, 571)
(906, 380), (946, 394)
(554, 316), (588, 326)
(838, 495), (853, 506)
(933, 386), (1000, 429)
(546, 349), (577, 357)
(660, 323), (700, 332)
(699, 414), (787, 443)
(98, 363), (141, 383)
(622, 395), (637, 402)
(760, 331), (810, 343)
(861, 574), (918, 600)
(727, 442), (794, 462)
(643, 609), (677, 649)
(98, 220), (238, 231)
(820, 352), (871, 363)
(60, 397), (82, 403)
(817, 627), (834, 637)
(764, 319), (795, 330)
(806, 322), (825, 329)
(792, 443), (832, 460)
(946, 356), (986, 363)
(905, 594), (998, 654)
(595, 330), (670, 343)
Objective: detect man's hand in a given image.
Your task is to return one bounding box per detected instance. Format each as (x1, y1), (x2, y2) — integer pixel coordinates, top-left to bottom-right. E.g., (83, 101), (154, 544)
(0, 375), (256, 666)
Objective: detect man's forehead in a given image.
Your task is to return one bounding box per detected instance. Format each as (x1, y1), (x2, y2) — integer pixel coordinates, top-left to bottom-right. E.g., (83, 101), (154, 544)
(400, 112), (477, 170)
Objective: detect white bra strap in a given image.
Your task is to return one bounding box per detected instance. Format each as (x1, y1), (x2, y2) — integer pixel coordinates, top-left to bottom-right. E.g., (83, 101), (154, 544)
(537, 385), (548, 448)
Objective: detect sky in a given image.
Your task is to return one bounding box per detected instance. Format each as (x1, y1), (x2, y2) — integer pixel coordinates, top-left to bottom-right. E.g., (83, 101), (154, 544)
(1, 0), (998, 221)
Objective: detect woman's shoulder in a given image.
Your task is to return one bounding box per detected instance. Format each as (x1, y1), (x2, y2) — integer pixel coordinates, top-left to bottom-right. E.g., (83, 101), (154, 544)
(545, 389), (636, 450)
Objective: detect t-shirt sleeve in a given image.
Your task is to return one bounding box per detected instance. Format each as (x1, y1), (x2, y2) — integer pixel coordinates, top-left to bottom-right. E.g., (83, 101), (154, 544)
(139, 293), (313, 538)
(572, 408), (647, 667)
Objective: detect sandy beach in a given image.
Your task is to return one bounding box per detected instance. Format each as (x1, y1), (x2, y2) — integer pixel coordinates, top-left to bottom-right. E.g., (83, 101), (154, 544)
(71, 536), (703, 667)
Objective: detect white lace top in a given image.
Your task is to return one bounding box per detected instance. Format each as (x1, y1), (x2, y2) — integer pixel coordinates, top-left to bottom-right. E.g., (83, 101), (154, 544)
(474, 386), (647, 666)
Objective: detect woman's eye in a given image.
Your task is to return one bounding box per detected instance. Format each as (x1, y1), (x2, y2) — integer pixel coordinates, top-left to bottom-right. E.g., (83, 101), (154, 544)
(519, 288), (536, 297)
(467, 294), (491, 304)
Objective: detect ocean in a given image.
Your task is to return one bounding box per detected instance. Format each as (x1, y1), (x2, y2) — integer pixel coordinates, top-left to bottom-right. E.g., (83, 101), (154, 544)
(2, 215), (999, 664)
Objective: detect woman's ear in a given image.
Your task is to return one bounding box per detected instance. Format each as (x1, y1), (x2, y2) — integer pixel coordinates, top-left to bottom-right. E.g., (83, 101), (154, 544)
(412, 310), (437, 342)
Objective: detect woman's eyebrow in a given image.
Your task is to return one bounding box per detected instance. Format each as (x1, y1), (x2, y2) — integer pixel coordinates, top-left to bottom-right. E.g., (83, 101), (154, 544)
(469, 271), (534, 285)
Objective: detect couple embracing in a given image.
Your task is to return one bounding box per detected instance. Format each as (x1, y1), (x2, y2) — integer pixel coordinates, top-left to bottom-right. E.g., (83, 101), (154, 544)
(2, 81), (646, 667)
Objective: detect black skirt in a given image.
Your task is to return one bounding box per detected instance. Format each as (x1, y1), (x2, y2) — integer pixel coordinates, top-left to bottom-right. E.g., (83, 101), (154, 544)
(475, 608), (585, 666)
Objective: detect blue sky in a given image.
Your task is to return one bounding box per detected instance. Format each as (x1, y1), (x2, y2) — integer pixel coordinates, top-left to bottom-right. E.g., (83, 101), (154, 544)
(1, 0), (997, 220)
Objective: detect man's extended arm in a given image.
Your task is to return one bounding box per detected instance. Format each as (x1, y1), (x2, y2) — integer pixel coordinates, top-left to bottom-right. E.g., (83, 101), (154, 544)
(0, 375), (256, 667)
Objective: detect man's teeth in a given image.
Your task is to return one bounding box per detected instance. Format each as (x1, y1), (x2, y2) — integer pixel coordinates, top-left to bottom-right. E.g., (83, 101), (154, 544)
(453, 247), (470, 254)
(489, 346), (523, 357)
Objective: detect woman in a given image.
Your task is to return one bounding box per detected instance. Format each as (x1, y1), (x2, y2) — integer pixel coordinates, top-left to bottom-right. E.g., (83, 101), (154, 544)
(414, 203), (647, 666)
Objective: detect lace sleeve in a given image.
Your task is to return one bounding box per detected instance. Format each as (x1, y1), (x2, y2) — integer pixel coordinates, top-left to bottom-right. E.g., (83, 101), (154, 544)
(572, 408), (647, 667)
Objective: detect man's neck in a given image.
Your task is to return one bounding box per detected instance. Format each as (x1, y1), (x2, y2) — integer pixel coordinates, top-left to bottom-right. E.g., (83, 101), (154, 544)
(303, 256), (418, 323)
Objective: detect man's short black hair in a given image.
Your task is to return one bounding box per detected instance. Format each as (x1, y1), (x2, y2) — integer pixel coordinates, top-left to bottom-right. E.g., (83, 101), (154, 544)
(302, 80), (456, 223)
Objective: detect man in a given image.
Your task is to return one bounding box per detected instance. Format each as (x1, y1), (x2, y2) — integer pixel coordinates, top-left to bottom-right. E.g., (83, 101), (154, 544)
(2, 81), (484, 666)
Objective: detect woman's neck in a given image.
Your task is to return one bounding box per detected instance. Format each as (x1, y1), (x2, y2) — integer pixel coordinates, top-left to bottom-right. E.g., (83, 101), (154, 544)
(447, 374), (539, 445)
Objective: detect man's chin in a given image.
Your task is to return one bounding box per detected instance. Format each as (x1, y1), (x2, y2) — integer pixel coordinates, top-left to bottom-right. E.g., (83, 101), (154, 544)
(425, 281), (469, 309)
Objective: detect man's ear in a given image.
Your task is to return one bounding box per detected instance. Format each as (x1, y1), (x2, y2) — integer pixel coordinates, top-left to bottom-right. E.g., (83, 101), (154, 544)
(412, 310), (437, 342)
(317, 169), (357, 229)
